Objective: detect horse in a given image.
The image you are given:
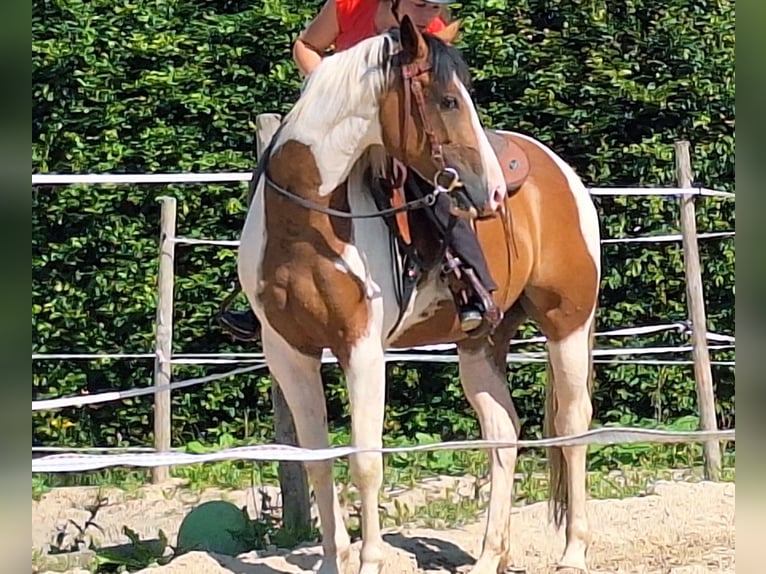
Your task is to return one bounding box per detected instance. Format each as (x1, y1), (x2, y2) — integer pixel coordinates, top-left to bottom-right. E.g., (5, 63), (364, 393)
(237, 15), (600, 574)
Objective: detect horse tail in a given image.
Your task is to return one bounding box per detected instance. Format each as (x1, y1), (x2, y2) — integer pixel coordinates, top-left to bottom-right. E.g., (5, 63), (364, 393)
(544, 316), (596, 528)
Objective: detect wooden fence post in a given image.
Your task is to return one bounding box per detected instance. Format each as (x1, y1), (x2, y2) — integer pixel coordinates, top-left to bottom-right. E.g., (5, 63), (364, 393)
(152, 196), (176, 484)
(254, 113), (312, 532)
(674, 140), (722, 481)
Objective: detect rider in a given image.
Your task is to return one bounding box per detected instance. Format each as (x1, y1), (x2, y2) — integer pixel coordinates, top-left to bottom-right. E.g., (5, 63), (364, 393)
(216, 0), (500, 340)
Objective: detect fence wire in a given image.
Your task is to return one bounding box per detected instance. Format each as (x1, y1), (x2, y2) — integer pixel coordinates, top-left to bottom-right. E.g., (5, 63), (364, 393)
(32, 427), (735, 473)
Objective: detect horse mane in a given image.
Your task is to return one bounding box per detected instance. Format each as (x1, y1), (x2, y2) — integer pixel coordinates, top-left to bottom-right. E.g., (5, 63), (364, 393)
(275, 28), (472, 150)
(274, 33), (397, 148)
(256, 27), (475, 202)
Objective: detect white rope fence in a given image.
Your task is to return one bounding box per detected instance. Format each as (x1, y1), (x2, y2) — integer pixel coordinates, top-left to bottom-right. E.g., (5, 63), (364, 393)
(32, 352), (157, 360)
(31, 321), (736, 361)
(31, 170), (735, 478)
(588, 187), (734, 198)
(30, 355), (736, 367)
(32, 342), (735, 413)
(32, 172), (254, 185)
(169, 230), (734, 248)
(169, 356), (735, 366)
(600, 231), (734, 244)
(30, 172), (736, 199)
(32, 426), (735, 473)
(32, 364), (266, 411)
(32, 320), (736, 412)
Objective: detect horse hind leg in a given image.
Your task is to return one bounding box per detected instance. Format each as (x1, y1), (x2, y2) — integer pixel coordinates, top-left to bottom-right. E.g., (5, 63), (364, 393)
(457, 303), (527, 574)
(261, 324), (351, 574)
(542, 314), (596, 573)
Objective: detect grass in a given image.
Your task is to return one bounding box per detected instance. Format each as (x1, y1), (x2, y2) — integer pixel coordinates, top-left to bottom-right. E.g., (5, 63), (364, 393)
(375, 461), (736, 532)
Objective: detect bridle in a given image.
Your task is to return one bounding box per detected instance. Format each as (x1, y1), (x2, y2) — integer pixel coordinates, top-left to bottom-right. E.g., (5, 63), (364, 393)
(261, 25), (464, 220)
(389, 0), (461, 190)
(398, 58), (463, 194)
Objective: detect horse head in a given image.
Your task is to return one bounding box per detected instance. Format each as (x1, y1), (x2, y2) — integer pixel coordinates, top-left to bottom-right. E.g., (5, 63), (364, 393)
(263, 16), (505, 220)
(378, 16), (506, 219)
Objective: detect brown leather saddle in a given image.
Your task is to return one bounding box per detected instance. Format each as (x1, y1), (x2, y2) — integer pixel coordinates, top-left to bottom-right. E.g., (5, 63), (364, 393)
(485, 129), (531, 195)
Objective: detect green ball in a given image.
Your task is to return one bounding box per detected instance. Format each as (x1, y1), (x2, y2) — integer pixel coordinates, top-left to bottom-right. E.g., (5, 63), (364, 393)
(176, 501), (254, 556)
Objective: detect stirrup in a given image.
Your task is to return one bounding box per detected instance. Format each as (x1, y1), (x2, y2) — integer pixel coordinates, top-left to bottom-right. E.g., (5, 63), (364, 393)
(440, 253), (501, 336)
(462, 267), (502, 331)
(215, 310), (261, 342)
(211, 284), (262, 342)
(459, 308), (484, 332)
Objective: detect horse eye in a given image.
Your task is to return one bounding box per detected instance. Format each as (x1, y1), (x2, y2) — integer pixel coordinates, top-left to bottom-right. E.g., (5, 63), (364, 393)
(441, 96), (459, 110)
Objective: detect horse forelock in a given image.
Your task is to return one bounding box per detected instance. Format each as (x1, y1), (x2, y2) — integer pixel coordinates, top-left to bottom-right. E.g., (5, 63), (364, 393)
(422, 33), (472, 93)
(386, 28), (472, 94)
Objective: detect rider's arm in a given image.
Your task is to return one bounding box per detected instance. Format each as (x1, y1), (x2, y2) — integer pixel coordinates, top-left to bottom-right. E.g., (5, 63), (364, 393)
(292, 0), (340, 77)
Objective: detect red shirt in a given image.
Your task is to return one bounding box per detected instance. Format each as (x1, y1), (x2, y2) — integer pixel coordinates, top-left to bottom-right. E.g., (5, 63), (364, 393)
(335, 0), (446, 52)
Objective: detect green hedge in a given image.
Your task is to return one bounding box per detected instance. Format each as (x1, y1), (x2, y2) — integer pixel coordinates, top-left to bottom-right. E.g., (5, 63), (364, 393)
(32, 0), (734, 451)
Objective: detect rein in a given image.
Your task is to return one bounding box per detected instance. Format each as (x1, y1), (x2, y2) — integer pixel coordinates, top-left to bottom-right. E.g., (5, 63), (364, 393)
(400, 61), (446, 172)
(262, 171), (438, 219)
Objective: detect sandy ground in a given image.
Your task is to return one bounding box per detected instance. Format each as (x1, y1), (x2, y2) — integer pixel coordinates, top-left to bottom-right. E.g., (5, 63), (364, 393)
(32, 478), (734, 574)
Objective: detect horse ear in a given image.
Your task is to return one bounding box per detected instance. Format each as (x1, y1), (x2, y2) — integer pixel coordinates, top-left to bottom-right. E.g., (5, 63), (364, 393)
(433, 19), (461, 45)
(399, 14), (427, 63)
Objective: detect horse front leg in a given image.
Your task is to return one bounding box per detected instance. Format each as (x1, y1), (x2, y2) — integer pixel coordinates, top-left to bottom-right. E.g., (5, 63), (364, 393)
(455, 304), (528, 573)
(338, 329), (388, 574)
(261, 324), (351, 574)
(457, 340), (522, 574)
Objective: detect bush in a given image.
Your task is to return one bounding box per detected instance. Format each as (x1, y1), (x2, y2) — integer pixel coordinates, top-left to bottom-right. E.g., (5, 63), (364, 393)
(32, 0), (734, 451)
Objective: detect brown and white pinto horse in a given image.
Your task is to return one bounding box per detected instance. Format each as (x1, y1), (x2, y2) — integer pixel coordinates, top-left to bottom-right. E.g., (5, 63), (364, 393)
(238, 16), (600, 574)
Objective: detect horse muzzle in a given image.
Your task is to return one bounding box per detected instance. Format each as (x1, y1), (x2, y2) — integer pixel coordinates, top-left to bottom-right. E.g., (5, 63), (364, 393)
(434, 167), (502, 220)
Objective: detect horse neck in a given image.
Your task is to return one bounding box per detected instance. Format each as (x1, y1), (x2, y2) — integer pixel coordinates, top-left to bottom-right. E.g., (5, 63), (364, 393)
(289, 115), (383, 197)
(275, 35), (392, 196)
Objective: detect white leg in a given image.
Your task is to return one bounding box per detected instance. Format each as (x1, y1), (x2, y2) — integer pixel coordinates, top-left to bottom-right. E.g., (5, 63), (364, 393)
(458, 344), (520, 574)
(547, 323), (594, 573)
(261, 325), (351, 574)
(343, 331), (387, 574)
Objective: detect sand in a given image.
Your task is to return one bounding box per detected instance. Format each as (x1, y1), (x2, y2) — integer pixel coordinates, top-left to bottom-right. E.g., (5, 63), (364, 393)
(32, 479), (734, 574)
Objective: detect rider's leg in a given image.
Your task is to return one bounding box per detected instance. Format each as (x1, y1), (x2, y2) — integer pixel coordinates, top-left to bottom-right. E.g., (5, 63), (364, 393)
(430, 195), (500, 332)
(445, 225), (498, 291)
(215, 186), (262, 342)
